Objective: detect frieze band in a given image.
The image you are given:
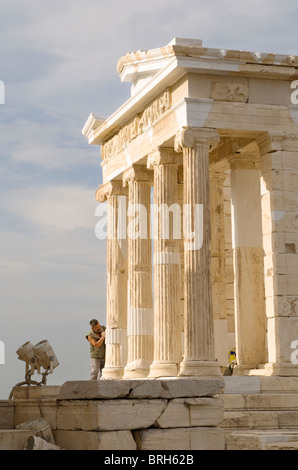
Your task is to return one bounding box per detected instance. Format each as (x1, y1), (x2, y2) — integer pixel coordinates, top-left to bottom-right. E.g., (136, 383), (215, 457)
(101, 89), (172, 161)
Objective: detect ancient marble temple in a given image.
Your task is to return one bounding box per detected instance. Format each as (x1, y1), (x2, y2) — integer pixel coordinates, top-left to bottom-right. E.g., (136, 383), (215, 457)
(82, 38), (298, 380)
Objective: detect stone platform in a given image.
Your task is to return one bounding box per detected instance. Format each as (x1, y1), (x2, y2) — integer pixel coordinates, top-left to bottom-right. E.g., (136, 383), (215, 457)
(221, 376), (298, 450)
(0, 377), (225, 450)
(2, 376), (298, 450)
(55, 377), (225, 450)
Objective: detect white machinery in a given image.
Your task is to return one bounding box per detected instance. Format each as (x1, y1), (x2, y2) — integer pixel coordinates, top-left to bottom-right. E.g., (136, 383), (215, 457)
(9, 340), (59, 397)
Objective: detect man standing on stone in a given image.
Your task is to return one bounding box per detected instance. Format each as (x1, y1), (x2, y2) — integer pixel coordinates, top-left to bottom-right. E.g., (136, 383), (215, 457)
(86, 319), (106, 380)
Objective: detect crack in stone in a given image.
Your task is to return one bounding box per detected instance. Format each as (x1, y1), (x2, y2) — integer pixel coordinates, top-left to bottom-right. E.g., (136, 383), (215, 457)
(153, 399), (170, 428)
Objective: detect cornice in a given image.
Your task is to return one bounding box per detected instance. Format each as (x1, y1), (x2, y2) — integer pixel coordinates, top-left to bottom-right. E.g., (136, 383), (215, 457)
(82, 38), (298, 149)
(117, 38), (298, 79)
(81, 113), (105, 140)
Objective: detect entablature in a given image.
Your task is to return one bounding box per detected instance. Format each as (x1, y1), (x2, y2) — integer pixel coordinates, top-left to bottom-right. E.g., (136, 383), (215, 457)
(83, 38), (298, 184)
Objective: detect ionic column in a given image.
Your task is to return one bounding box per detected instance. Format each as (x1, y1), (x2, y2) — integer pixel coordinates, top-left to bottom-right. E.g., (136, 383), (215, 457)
(210, 171), (228, 367)
(123, 165), (154, 378)
(148, 148), (182, 377)
(95, 181), (128, 379)
(175, 127), (221, 376)
(178, 165), (185, 356)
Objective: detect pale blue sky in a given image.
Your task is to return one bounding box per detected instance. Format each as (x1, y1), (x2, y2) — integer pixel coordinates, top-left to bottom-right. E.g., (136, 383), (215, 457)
(0, 0), (298, 397)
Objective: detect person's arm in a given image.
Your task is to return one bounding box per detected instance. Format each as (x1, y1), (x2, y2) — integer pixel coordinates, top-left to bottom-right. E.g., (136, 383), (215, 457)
(88, 331), (105, 349)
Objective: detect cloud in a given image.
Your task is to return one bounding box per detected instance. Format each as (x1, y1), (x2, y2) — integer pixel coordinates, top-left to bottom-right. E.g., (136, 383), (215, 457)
(0, 106), (101, 168)
(1, 0), (298, 399)
(1, 0), (297, 172)
(2, 184), (99, 232)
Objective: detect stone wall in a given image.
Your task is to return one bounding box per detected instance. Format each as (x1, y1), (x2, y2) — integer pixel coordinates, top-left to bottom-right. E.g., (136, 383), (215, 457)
(2, 378), (225, 450)
(0, 400), (14, 429)
(55, 378), (225, 450)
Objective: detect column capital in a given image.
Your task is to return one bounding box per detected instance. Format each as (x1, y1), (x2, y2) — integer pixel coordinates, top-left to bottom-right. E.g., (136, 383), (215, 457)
(209, 170), (227, 184)
(174, 127), (220, 152)
(147, 147), (182, 169)
(95, 180), (128, 203)
(228, 153), (260, 170)
(266, 131), (298, 152)
(123, 165), (153, 187)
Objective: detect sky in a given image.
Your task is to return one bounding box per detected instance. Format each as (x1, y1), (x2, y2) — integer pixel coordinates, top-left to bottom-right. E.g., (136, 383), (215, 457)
(0, 0), (298, 398)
